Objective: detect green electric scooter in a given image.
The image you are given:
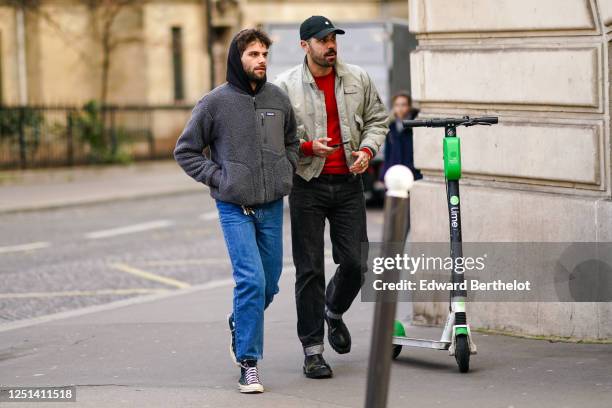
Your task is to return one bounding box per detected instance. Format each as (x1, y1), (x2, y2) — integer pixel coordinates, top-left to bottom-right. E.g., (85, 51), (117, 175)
(391, 115), (498, 373)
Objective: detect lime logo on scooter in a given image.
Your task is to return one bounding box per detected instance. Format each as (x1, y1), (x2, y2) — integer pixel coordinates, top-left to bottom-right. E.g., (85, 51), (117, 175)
(450, 196), (460, 228)
(450, 206), (460, 229)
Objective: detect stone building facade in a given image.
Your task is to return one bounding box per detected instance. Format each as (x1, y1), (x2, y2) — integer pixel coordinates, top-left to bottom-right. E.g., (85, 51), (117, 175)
(0, 0), (212, 106)
(0, 0), (408, 104)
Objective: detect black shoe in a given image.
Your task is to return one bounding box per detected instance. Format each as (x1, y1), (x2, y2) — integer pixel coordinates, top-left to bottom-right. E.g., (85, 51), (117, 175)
(239, 360), (264, 393)
(228, 313), (238, 366)
(325, 313), (351, 354)
(303, 354), (333, 379)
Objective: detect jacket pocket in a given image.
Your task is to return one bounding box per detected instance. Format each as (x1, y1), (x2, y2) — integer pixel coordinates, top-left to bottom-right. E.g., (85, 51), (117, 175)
(257, 108), (285, 153)
(219, 161), (255, 204)
(344, 85), (358, 94)
(344, 84), (363, 114)
(273, 156), (294, 197)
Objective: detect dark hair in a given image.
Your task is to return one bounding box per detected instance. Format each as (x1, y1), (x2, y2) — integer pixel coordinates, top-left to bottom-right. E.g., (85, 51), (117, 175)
(235, 28), (272, 55)
(392, 90), (412, 105)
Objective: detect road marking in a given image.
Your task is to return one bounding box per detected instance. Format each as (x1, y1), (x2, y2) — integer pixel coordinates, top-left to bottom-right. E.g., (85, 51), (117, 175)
(141, 259), (227, 266)
(0, 278), (236, 334)
(0, 288), (168, 299)
(140, 257), (294, 266)
(0, 242), (51, 254)
(199, 211), (218, 221)
(110, 262), (191, 289)
(85, 220), (174, 239)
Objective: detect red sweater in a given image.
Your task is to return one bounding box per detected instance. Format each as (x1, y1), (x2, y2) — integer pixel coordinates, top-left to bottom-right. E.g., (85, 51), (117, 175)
(301, 70), (372, 174)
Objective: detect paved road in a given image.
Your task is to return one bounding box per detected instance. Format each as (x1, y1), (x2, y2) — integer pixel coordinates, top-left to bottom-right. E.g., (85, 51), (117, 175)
(0, 191), (384, 325)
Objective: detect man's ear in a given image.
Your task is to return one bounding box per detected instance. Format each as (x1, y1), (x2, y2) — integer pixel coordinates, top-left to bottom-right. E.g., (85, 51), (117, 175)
(300, 40), (309, 53)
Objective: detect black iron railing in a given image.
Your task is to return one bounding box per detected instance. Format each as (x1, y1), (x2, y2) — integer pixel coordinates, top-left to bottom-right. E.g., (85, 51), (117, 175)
(0, 103), (193, 169)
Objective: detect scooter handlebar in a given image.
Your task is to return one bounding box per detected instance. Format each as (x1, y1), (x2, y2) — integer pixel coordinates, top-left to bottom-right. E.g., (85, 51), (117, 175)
(403, 116), (499, 128)
(472, 116), (498, 125)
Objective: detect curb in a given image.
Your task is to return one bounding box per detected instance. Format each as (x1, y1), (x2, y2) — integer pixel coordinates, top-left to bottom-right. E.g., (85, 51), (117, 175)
(0, 186), (204, 215)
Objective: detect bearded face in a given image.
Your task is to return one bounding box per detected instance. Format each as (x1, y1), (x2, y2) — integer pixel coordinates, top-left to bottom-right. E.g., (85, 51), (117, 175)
(241, 40), (268, 83)
(305, 33), (337, 68)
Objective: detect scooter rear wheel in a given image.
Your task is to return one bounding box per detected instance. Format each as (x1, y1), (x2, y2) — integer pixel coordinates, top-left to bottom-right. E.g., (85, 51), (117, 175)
(455, 335), (470, 373)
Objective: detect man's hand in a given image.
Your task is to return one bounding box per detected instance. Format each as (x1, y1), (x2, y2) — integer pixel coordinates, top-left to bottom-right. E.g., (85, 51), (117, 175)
(312, 138), (338, 157)
(349, 150), (370, 174)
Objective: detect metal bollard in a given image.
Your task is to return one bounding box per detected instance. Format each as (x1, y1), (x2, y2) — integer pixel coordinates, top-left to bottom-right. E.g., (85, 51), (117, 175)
(365, 165), (414, 408)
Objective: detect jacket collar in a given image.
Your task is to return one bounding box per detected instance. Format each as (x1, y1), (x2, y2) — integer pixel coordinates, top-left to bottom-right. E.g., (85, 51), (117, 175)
(301, 56), (348, 84)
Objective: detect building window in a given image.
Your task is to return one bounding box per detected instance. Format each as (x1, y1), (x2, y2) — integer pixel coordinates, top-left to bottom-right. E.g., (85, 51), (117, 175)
(171, 26), (185, 101)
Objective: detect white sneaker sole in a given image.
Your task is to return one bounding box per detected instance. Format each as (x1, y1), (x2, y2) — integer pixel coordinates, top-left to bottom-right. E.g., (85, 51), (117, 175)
(238, 383), (264, 393)
(229, 340), (238, 366)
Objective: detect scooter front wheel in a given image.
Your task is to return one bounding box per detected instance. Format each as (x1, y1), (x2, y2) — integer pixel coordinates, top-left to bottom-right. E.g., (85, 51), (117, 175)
(455, 335), (470, 373)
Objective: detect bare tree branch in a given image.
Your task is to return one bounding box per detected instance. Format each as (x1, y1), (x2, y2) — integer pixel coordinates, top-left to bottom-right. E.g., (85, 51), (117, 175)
(10, 1), (94, 68)
(9, 0), (148, 106)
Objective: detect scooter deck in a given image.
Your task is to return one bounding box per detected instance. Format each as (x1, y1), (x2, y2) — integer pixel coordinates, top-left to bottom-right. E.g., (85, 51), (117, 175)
(392, 336), (451, 350)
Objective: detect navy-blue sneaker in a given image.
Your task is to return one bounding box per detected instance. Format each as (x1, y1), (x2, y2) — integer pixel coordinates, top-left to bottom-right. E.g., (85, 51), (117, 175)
(228, 313), (238, 366)
(239, 360), (264, 393)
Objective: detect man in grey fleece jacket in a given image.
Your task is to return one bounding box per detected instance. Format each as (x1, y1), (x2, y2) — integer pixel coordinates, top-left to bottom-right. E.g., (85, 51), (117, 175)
(174, 29), (298, 394)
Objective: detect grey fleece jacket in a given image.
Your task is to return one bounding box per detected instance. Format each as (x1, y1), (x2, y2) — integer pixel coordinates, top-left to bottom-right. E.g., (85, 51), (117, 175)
(174, 82), (299, 206)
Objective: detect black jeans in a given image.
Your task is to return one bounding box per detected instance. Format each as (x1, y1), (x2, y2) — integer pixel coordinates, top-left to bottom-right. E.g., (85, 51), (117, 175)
(289, 173), (368, 352)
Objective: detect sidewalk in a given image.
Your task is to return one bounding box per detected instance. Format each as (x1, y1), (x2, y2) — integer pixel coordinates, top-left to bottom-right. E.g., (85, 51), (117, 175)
(0, 272), (610, 408)
(0, 161), (201, 214)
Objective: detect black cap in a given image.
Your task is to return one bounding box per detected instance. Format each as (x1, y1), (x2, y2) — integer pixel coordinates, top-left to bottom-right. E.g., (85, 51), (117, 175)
(300, 16), (345, 41)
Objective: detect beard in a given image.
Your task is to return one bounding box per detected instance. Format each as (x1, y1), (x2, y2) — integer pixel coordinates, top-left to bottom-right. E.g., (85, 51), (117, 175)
(311, 49), (337, 68)
(245, 66), (266, 83)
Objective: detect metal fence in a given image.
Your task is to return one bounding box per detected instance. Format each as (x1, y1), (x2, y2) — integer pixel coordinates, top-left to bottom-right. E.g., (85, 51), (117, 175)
(0, 104), (193, 170)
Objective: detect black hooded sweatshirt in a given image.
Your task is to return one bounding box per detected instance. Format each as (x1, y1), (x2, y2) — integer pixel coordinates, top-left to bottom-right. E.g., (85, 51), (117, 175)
(174, 35), (299, 206)
(226, 37), (266, 96)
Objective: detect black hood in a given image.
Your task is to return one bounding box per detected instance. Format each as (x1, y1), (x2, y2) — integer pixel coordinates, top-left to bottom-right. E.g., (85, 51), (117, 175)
(226, 35), (266, 96)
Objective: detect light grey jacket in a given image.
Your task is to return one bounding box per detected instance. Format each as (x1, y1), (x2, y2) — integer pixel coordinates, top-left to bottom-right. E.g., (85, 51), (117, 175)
(274, 59), (389, 181)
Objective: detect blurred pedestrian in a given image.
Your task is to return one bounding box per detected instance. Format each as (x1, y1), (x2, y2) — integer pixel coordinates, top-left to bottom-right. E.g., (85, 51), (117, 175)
(275, 16), (388, 379)
(174, 28), (299, 394)
(380, 91), (423, 182)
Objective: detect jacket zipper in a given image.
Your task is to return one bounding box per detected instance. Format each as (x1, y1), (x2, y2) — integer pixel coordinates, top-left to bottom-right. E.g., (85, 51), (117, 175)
(254, 96), (267, 202)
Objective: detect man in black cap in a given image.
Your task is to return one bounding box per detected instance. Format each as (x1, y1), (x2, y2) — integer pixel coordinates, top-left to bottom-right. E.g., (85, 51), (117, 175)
(175, 28), (298, 393)
(275, 16), (388, 379)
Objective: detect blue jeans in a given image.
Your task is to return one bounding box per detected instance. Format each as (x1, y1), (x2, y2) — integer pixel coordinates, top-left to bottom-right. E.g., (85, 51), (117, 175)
(216, 198), (284, 361)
